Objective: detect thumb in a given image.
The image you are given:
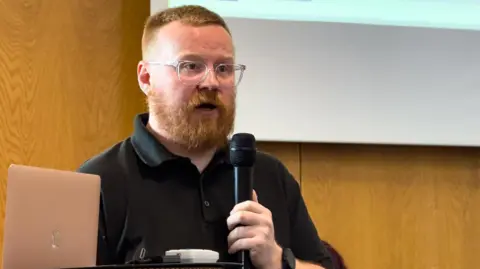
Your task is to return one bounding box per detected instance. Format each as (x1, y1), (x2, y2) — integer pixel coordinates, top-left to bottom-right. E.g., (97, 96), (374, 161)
(252, 189), (258, 202)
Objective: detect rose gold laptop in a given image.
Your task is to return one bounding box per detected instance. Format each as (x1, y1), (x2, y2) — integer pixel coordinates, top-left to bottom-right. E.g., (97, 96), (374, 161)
(2, 164), (100, 269)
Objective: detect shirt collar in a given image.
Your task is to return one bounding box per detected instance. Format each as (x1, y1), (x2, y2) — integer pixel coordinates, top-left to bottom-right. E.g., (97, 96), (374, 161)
(131, 113), (229, 167)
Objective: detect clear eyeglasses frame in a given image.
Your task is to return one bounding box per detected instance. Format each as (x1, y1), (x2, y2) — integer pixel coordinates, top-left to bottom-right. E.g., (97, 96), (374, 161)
(146, 60), (246, 87)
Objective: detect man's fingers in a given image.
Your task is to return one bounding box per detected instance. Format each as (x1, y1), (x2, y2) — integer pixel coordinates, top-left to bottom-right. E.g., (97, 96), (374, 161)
(227, 225), (256, 246)
(228, 236), (262, 254)
(227, 211), (270, 230)
(231, 200), (268, 215)
(252, 190), (258, 202)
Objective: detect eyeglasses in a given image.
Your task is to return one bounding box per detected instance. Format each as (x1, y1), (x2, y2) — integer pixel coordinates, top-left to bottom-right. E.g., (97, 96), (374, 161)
(146, 60), (246, 87)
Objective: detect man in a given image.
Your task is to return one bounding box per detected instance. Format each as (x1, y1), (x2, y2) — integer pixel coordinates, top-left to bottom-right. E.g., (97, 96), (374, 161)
(78, 5), (333, 269)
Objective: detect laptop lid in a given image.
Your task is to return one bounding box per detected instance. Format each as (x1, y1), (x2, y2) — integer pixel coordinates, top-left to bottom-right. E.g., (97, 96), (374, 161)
(2, 164), (101, 269)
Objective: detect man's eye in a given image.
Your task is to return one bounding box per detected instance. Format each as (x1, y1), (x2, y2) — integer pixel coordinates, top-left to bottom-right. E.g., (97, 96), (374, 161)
(217, 65), (233, 73)
(180, 62), (201, 71)
(185, 63), (197, 70)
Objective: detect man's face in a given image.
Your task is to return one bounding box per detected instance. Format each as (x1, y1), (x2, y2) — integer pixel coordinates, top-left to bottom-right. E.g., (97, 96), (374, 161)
(138, 21), (236, 151)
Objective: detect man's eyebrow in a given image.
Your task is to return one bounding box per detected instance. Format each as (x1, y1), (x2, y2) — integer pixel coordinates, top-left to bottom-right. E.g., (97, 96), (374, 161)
(176, 53), (234, 63)
(176, 53), (203, 61)
(217, 56), (234, 63)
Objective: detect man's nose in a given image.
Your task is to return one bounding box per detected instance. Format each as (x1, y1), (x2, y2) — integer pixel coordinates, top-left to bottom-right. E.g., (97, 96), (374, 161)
(199, 68), (220, 90)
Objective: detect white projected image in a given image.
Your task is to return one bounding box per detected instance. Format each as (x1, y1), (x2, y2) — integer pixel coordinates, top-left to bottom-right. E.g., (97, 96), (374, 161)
(168, 0), (480, 31)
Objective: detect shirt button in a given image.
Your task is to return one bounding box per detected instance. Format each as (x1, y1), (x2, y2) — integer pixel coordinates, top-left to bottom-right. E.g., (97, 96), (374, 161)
(204, 200), (210, 207)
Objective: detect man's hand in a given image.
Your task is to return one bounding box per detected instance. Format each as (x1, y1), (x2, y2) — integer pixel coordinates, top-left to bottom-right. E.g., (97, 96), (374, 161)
(227, 190), (283, 269)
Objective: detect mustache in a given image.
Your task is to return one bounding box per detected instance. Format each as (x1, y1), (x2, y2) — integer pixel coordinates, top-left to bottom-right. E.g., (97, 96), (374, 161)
(188, 91), (224, 108)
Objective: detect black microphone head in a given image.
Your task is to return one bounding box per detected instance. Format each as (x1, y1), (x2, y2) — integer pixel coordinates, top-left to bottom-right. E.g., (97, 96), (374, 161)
(229, 133), (256, 167)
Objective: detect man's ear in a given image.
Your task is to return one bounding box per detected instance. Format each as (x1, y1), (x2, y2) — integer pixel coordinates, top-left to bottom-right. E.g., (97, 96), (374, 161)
(137, 60), (150, 95)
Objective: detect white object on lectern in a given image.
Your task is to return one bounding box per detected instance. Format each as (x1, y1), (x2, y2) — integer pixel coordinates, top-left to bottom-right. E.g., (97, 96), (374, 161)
(165, 249), (220, 263)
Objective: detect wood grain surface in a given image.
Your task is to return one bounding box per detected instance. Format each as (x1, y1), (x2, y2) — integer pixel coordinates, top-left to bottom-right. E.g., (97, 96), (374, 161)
(0, 0), (149, 264)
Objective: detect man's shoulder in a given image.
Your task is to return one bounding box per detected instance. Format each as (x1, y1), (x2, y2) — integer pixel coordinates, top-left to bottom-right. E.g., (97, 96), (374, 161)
(77, 137), (133, 178)
(254, 150), (297, 184)
(253, 150), (303, 229)
(255, 150), (290, 172)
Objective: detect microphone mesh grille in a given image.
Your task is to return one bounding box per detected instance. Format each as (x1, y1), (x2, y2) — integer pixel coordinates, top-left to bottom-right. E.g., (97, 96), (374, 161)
(229, 133), (256, 167)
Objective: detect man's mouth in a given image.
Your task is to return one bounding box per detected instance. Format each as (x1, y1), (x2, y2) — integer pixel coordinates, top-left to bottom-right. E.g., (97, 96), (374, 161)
(195, 103), (218, 110)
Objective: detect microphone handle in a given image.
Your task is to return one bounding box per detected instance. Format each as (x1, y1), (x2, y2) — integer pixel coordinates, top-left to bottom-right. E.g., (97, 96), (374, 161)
(239, 249), (253, 269)
(234, 166), (254, 269)
(234, 166), (253, 203)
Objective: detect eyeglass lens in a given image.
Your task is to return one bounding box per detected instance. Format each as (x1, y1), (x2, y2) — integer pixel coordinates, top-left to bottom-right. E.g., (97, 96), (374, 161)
(177, 61), (243, 86)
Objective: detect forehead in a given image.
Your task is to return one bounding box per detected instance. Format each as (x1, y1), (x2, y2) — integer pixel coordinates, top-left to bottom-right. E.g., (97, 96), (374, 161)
(152, 21), (234, 60)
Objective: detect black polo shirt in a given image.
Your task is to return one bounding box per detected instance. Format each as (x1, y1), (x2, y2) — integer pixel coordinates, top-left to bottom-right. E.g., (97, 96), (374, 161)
(77, 113), (333, 269)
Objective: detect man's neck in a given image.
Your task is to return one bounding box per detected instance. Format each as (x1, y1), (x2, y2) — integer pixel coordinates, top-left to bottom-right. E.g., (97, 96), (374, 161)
(146, 120), (216, 173)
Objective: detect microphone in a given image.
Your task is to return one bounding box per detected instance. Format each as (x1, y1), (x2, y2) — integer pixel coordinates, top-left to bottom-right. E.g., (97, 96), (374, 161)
(230, 133), (256, 269)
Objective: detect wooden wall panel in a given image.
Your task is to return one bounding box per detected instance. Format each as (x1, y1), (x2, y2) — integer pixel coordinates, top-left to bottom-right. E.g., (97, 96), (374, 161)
(0, 0), (149, 263)
(301, 143), (480, 269)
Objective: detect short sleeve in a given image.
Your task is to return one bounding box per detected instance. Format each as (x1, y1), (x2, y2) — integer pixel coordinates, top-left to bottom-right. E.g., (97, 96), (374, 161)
(283, 167), (334, 269)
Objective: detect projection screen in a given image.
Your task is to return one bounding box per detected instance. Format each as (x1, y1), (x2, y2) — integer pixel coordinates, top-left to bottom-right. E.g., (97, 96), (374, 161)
(151, 0), (480, 147)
